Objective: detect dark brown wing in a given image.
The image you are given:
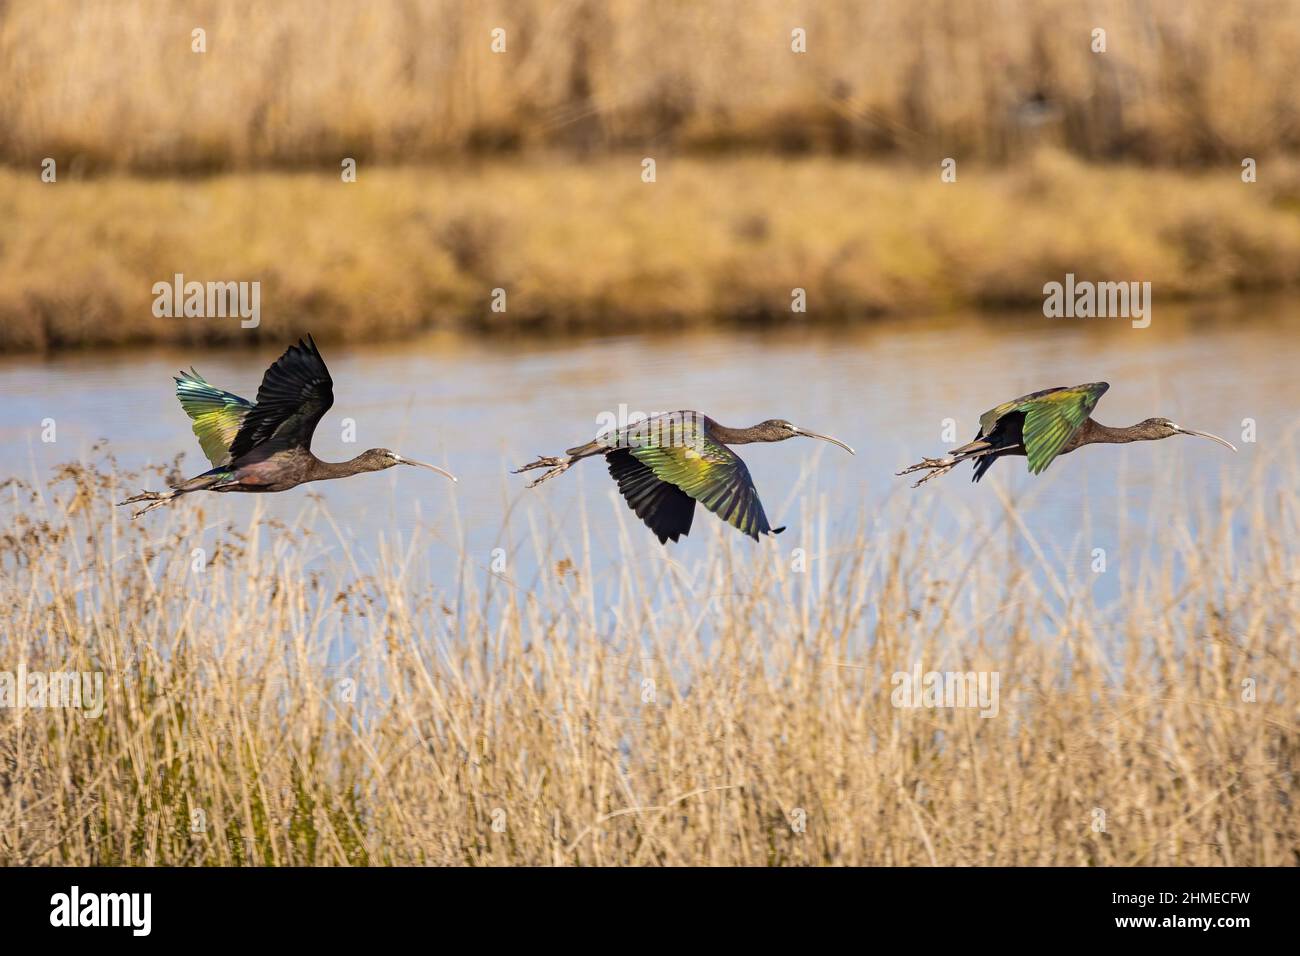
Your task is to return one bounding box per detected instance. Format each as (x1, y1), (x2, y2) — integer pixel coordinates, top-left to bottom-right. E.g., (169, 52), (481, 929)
(607, 448), (696, 544)
(227, 336), (334, 458)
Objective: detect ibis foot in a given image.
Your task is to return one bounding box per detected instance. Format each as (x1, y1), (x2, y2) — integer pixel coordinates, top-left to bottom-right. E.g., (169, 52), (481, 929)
(897, 457), (959, 488)
(513, 455), (572, 488)
(117, 490), (178, 518)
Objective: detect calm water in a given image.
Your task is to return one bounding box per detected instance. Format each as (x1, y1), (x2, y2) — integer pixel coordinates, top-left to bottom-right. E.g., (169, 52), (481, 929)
(1, 296), (1295, 604)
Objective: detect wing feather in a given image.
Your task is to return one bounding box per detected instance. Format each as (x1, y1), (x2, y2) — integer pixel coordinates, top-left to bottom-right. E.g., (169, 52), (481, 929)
(607, 448), (696, 543)
(623, 415), (778, 541)
(1018, 383), (1109, 473)
(973, 383), (1109, 475)
(174, 369), (254, 467)
(227, 335), (334, 459)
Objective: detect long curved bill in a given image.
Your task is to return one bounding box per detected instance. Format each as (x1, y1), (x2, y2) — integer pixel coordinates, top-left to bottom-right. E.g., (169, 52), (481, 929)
(793, 427), (856, 455)
(1174, 427), (1237, 452)
(395, 454), (458, 481)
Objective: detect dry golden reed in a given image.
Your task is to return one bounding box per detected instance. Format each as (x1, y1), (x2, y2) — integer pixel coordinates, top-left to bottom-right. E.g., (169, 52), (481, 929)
(6, 152), (1300, 352)
(0, 450), (1295, 866)
(3, 0), (1297, 170)
(5, 1), (1300, 351)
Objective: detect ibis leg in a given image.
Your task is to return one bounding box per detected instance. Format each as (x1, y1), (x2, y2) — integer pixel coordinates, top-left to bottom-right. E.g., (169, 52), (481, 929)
(897, 444), (1019, 488)
(512, 455), (573, 488)
(896, 457), (960, 487)
(117, 467), (232, 518)
(117, 489), (183, 518)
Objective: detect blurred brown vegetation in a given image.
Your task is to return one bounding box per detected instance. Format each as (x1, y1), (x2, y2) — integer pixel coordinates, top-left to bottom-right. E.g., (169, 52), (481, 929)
(4, 0), (1300, 351)
(2, 0), (1296, 173)
(5, 153), (1300, 351)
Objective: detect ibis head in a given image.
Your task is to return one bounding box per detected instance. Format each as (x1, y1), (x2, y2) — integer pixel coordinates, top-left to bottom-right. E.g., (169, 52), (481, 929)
(1136, 418), (1237, 451)
(748, 420), (856, 455)
(357, 448), (458, 481)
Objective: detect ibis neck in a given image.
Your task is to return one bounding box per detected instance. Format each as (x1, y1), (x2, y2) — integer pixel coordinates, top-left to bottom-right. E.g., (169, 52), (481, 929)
(707, 422), (761, 444)
(1081, 420), (1147, 444)
(308, 453), (374, 480)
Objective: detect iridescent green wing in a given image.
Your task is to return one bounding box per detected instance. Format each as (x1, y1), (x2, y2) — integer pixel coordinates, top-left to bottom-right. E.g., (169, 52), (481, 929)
(978, 386), (1068, 436)
(626, 416), (776, 540)
(981, 382), (1109, 474)
(174, 369), (254, 467)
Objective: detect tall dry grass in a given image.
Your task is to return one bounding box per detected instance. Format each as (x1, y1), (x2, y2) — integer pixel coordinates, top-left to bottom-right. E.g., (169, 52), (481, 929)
(4, 0), (1297, 172)
(0, 449), (1295, 865)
